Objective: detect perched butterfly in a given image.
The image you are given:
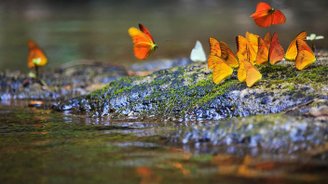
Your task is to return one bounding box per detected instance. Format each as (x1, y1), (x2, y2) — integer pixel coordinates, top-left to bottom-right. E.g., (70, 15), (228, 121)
(250, 2), (286, 28)
(190, 40), (206, 62)
(236, 34), (258, 65)
(245, 32), (260, 64)
(27, 40), (48, 69)
(268, 32), (284, 65)
(285, 31), (307, 61)
(295, 39), (316, 70)
(236, 36), (262, 87)
(208, 37), (238, 84)
(256, 36), (270, 65)
(128, 24), (157, 60)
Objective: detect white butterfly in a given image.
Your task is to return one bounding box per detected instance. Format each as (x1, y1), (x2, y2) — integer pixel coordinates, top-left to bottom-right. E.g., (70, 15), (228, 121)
(190, 40), (206, 62)
(306, 33), (324, 41)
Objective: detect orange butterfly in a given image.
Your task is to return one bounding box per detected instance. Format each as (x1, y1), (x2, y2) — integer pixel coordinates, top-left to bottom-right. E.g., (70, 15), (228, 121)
(236, 33), (259, 65)
(128, 24), (157, 60)
(27, 40), (48, 69)
(295, 39), (316, 70)
(269, 32), (285, 65)
(256, 32), (284, 65)
(250, 2), (286, 28)
(236, 36), (262, 87)
(285, 31), (307, 61)
(208, 37), (238, 84)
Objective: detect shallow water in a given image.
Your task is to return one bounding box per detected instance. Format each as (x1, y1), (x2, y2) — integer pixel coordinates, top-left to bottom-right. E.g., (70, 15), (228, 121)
(0, 0), (327, 71)
(1, 103), (327, 183)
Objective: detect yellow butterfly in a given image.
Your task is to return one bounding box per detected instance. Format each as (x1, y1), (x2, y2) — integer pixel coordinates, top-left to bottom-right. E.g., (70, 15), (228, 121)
(295, 39), (316, 70)
(236, 35), (262, 87)
(208, 37), (238, 84)
(285, 31), (307, 61)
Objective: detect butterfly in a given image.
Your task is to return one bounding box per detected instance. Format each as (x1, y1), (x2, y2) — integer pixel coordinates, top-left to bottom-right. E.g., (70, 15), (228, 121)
(285, 31), (307, 61)
(245, 32), (260, 64)
(236, 33), (259, 65)
(190, 40), (206, 62)
(295, 39), (316, 70)
(268, 32), (285, 65)
(306, 33), (324, 41)
(128, 24), (157, 60)
(208, 37), (239, 84)
(250, 2), (286, 28)
(27, 40), (48, 69)
(236, 36), (262, 87)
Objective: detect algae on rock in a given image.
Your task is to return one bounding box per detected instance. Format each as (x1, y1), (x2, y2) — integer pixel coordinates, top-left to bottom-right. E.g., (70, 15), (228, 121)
(56, 58), (328, 121)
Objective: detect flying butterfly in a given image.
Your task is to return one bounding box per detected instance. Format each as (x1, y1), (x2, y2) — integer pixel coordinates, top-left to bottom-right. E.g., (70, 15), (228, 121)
(295, 39), (316, 70)
(208, 37), (238, 84)
(190, 40), (206, 62)
(285, 31), (307, 61)
(27, 40), (48, 69)
(250, 2), (286, 28)
(128, 24), (158, 60)
(236, 36), (262, 87)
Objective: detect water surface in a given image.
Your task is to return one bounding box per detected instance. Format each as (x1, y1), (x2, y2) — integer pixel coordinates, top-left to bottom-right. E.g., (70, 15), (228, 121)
(0, 0), (327, 71)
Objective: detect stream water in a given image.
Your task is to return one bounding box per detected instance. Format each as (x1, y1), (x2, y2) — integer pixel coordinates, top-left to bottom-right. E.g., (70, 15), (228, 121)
(1, 1), (328, 183)
(1, 102), (327, 183)
(0, 0), (327, 71)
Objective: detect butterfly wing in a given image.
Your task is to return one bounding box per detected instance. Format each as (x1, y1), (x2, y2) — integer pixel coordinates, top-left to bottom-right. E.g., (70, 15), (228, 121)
(295, 39), (316, 70)
(264, 32), (272, 47)
(251, 2), (286, 27)
(219, 41), (239, 68)
(246, 32), (259, 64)
(212, 56), (233, 84)
(250, 2), (271, 18)
(138, 24), (155, 43)
(128, 27), (156, 60)
(272, 10), (286, 25)
(269, 32), (284, 65)
(250, 2), (273, 27)
(285, 31), (307, 61)
(190, 40), (206, 62)
(27, 40), (47, 68)
(208, 37), (222, 69)
(256, 37), (269, 65)
(244, 60), (262, 87)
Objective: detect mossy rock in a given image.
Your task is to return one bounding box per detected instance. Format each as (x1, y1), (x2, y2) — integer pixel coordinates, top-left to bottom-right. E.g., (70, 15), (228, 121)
(55, 58), (328, 121)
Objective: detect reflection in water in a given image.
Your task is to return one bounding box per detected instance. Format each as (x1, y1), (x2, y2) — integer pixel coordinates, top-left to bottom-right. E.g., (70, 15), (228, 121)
(0, 0), (327, 71)
(0, 105), (328, 183)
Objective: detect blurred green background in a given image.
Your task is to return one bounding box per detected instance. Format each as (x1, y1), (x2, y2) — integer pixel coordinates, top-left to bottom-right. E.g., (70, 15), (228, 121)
(0, 0), (327, 71)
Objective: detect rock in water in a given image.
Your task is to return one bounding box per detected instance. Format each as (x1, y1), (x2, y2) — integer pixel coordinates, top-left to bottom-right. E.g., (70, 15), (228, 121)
(55, 58), (328, 121)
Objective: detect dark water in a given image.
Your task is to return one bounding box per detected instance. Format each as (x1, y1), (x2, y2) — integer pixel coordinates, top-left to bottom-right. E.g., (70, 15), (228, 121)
(1, 103), (327, 184)
(0, 0), (327, 71)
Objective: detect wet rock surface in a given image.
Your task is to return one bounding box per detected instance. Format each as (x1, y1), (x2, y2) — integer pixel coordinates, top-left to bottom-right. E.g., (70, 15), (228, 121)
(55, 56), (328, 121)
(0, 59), (192, 101)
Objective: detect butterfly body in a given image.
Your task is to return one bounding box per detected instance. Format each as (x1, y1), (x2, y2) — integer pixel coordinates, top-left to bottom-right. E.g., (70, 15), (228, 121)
(128, 24), (157, 60)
